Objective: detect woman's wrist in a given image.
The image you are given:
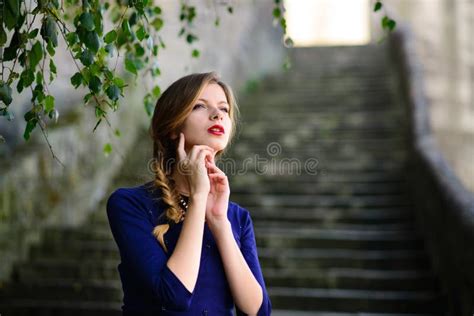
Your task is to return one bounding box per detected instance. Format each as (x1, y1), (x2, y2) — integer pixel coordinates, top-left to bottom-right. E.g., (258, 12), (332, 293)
(189, 192), (208, 203)
(208, 218), (231, 237)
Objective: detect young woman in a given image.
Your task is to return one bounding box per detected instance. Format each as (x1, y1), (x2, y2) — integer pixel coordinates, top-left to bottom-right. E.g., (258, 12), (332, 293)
(106, 72), (272, 315)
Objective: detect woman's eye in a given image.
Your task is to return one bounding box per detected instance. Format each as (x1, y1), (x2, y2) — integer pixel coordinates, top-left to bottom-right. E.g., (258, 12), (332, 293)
(193, 104), (205, 110)
(221, 108), (229, 113)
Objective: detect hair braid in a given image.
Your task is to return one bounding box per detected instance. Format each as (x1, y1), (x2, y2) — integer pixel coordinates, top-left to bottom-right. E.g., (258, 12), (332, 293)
(150, 142), (184, 253)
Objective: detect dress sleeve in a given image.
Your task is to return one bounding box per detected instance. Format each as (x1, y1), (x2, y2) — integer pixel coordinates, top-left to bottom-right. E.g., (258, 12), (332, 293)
(106, 188), (194, 311)
(235, 207), (272, 316)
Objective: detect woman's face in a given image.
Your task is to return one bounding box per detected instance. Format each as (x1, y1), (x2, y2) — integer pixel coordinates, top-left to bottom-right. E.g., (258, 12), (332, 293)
(176, 83), (232, 157)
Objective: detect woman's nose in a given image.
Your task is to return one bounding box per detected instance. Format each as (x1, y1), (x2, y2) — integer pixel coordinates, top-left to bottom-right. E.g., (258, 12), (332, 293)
(210, 109), (222, 120)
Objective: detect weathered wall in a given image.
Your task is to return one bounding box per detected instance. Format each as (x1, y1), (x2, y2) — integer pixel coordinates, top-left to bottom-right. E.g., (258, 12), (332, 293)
(0, 0), (285, 282)
(369, 0), (474, 193)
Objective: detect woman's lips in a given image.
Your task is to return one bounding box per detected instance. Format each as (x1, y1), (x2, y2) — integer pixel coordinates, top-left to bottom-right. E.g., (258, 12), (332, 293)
(208, 125), (225, 135)
(208, 129), (224, 135)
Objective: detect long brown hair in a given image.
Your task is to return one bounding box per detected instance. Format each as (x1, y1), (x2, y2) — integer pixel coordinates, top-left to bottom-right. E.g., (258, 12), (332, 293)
(148, 71), (240, 252)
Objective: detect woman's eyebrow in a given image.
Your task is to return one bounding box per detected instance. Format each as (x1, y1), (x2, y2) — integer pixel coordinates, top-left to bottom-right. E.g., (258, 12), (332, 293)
(198, 98), (228, 105)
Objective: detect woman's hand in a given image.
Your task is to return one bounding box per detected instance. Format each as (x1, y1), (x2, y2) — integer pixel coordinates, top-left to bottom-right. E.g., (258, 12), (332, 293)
(205, 156), (230, 227)
(176, 133), (214, 197)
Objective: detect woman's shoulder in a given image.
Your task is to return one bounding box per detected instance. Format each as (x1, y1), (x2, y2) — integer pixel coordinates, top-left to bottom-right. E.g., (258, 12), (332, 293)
(106, 180), (160, 218)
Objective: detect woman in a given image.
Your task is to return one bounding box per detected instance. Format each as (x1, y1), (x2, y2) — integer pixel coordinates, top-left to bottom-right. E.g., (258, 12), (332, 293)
(106, 71), (272, 315)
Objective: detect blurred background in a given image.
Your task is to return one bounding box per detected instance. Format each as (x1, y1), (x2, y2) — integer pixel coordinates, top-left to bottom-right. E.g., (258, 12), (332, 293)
(0, 0), (473, 315)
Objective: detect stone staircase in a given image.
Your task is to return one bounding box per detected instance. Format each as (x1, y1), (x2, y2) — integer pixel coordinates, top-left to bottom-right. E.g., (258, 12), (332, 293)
(0, 43), (448, 315)
(225, 44), (447, 314)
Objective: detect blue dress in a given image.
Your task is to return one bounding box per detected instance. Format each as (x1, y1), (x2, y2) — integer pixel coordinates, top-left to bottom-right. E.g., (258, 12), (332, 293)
(106, 181), (272, 315)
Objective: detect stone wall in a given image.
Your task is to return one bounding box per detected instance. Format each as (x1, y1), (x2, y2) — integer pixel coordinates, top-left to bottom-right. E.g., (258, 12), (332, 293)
(369, 0), (474, 193)
(0, 0), (285, 283)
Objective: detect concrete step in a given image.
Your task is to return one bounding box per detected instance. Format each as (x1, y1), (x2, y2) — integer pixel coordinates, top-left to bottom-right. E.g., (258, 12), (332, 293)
(0, 299), (121, 316)
(255, 227), (424, 250)
(242, 172), (408, 183)
(271, 311), (439, 316)
(254, 221), (416, 231)
(231, 181), (407, 195)
(1, 278), (121, 301)
(28, 240), (119, 261)
(231, 193), (412, 209)
(13, 257), (119, 281)
(268, 287), (444, 313)
(243, 91), (395, 109)
(237, 130), (406, 143)
(236, 135), (406, 146)
(247, 206), (416, 225)
(263, 267), (439, 291)
(259, 248), (431, 270)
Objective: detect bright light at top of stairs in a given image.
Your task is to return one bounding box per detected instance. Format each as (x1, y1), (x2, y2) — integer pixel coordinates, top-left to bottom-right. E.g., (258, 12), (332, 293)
(284, 0), (371, 47)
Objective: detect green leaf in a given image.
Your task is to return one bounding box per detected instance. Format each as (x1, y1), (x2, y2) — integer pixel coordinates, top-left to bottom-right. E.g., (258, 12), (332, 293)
(49, 59), (57, 75)
(89, 62), (100, 76)
(143, 93), (153, 116)
(84, 93), (93, 104)
(382, 16), (389, 29)
(121, 20), (131, 36)
(114, 128), (121, 137)
(93, 11), (103, 36)
(24, 109), (36, 121)
(387, 19), (396, 31)
(0, 82), (13, 105)
(134, 43), (145, 57)
(44, 95), (55, 112)
(3, 30), (21, 61)
(186, 33), (198, 44)
(113, 76), (125, 88)
(28, 28), (39, 39)
(88, 75), (102, 93)
(95, 106), (105, 118)
(20, 69), (35, 89)
(136, 25), (146, 41)
(151, 17), (163, 31)
(125, 56), (137, 75)
(35, 71), (43, 85)
(104, 30), (117, 43)
(374, 1), (382, 12)
(80, 49), (94, 66)
(84, 31), (100, 53)
(40, 16), (58, 46)
(227, 6), (233, 14)
(46, 39), (55, 56)
(214, 17), (220, 27)
(0, 25), (7, 47)
(23, 118), (38, 141)
(32, 83), (44, 102)
(28, 41), (43, 69)
(5, 0), (20, 30)
(272, 7), (281, 18)
(191, 49), (199, 58)
(66, 32), (79, 46)
(103, 143), (112, 156)
(80, 12), (95, 31)
(106, 84), (120, 101)
(152, 85), (161, 97)
(70, 72), (83, 88)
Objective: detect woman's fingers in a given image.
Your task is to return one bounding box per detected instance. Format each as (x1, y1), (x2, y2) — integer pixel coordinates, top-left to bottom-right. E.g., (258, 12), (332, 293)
(208, 173), (227, 182)
(176, 133), (186, 162)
